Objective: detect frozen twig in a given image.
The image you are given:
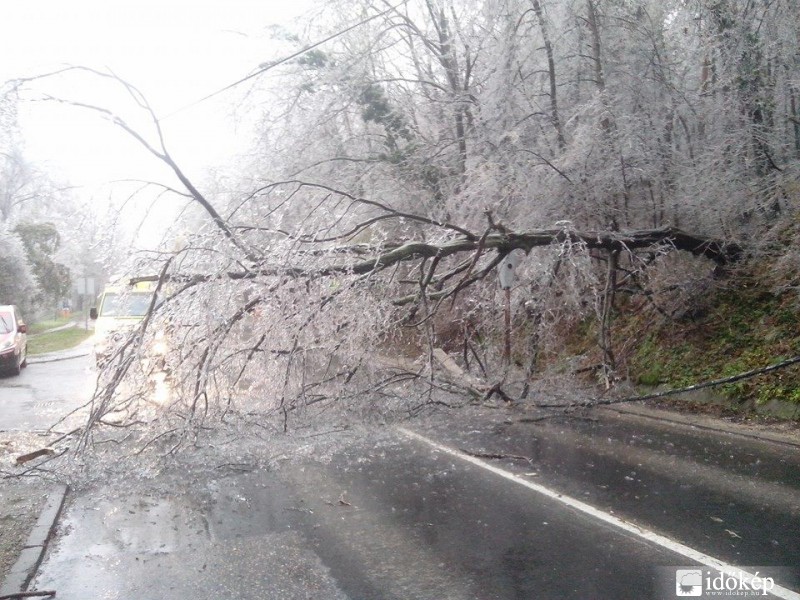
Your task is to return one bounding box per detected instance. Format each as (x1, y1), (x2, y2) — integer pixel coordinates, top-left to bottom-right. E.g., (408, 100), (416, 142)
(459, 448), (534, 464)
(0, 591), (57, 599)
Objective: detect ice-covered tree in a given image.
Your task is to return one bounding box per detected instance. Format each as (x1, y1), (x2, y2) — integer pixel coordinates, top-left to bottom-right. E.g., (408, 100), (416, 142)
(9, 0), (793, 458)
(0, 223), (37, 314)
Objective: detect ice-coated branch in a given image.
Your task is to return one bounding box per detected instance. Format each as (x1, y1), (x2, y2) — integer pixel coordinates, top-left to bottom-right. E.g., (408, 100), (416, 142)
(129, 225), (742, 287)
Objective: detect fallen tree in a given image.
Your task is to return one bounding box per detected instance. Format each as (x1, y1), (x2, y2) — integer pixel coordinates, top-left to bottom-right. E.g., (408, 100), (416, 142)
(10, 70), (750, 461)
(129, 225), (741, 283)
(64, 208), (742, 455)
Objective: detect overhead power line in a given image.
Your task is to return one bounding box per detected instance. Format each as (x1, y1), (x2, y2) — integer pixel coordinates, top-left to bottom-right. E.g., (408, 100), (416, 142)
(160, 0), (407, 120)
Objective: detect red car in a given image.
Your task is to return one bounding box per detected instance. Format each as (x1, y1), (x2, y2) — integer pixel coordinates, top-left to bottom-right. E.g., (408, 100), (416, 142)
(0, 305), (28, 376)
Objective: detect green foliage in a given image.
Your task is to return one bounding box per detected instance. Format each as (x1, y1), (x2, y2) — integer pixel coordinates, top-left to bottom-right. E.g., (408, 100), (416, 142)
(27, 327), (91, 355)
(0, 224), (37, 315)
(628, 277), (800, 410)
(13, 222), (71, 309)
(358, 83), (412, 151)
(296, 49), (329, 69)
(630, 337), (698, 388)
(27, 316), (72, 335)
(756, 383), (800, 406)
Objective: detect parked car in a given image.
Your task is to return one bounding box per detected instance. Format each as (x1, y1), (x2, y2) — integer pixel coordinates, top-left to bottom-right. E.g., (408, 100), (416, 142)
(0, 305), (28, 376)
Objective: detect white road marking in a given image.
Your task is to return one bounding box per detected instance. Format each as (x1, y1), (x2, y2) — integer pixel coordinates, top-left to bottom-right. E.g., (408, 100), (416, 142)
(397, 427), (800, 600)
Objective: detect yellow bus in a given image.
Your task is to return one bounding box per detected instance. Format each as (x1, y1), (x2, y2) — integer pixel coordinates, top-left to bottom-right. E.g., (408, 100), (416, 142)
(90, 280), (156, 365)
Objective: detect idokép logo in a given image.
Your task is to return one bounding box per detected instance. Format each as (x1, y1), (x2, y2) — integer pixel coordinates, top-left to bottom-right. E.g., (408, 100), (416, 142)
(676, 569), (703, 596)
(665, 567), (780, 597)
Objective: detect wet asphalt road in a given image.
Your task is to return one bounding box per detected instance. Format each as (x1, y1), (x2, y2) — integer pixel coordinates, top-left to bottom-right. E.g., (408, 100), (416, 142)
(0, 353), (94, 432)
(8, 357), (800, 599)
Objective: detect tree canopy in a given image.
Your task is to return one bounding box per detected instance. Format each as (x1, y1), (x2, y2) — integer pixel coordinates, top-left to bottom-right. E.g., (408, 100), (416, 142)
(13, 222), (71, 309)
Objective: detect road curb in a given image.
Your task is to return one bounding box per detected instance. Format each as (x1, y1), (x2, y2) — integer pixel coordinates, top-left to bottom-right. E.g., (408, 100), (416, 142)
(27, 322), (78, 338)
(27, 351), (91, 365)
(604, 403), (800, 449)
(27, 335), (95, 365)
(0, 484), (68, 596)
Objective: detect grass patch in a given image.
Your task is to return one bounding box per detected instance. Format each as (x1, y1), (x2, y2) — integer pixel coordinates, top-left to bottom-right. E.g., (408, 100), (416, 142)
(27, 327), (92, 355)
(27, 317), (72, 335)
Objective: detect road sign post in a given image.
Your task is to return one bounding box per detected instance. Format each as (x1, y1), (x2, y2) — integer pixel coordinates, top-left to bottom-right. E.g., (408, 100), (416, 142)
(498, 252), (521, 365)
(75, 277), (96, 330)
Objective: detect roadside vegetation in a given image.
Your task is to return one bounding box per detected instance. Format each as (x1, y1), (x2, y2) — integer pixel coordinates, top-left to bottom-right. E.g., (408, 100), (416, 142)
(620, 255), (800, 415)
(26, 316), (72, 335)
(27, 326), (92, 355)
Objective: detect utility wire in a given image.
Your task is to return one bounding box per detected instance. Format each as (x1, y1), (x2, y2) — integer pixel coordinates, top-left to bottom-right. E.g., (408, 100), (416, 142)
(159, 0), (407, 121)
(534, 354), (800, 409)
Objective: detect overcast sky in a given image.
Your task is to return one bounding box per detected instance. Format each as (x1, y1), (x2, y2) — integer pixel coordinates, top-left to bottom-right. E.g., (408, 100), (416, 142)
(1, 0), (310, 189)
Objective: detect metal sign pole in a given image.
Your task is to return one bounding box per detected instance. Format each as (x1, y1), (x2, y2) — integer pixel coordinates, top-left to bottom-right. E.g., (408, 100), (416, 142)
(499, 252), (521, 367)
